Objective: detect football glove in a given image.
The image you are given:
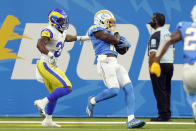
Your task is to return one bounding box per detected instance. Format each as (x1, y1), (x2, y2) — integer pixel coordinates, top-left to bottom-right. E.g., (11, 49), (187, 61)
(150, 62), (161, 77)
(114, 32), (131, 55)
(48, 52), (56, 65)
(117, 36), (131, 48)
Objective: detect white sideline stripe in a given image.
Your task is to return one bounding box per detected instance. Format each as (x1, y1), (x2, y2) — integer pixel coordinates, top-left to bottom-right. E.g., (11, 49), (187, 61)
(0, 121), (195, 125)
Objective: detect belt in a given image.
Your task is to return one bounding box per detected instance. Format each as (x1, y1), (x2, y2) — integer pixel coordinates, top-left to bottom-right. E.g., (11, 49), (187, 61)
(106, 54), (117, 57)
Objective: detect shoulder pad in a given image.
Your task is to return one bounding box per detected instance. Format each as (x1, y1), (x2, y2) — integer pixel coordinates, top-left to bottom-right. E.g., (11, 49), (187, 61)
(88, 25), (104, 36)
(41, 29), (53, 39)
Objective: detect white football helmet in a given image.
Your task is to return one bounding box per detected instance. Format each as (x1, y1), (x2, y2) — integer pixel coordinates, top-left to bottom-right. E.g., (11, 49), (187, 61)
(191, 5), (196, 22)
(94, 10), (116, 31)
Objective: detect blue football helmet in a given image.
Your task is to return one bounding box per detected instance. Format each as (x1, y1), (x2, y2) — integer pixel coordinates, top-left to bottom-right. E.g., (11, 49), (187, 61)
(48, 8), (69, 31)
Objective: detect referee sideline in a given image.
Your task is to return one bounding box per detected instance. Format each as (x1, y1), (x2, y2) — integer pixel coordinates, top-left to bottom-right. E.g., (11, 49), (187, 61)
(0, 121), (195, 125)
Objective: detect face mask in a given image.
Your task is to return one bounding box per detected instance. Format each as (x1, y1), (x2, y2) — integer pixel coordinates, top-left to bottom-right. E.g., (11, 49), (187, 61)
(149, 21), (156, 28)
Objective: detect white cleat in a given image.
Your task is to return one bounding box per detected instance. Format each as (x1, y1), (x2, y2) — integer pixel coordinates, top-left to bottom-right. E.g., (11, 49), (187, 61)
(42, 119), (61, 127)
(34, 99), (46, 117)
(192, 102), (196, 123)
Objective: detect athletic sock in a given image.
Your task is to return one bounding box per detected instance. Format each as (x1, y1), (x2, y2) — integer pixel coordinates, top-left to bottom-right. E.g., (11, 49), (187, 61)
(122, 83), (135, 116)
(46, 87), (71, 115)
(46, 114), (52, 120)
(128, 114), (135, 122)
(47, 87), (71, 101)
(95, 88), (120, 103)
(46, 100), (57, 115)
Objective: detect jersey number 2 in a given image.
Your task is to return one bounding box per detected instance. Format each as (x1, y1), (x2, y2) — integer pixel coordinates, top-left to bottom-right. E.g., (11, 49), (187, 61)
(184, 27), (196, 51)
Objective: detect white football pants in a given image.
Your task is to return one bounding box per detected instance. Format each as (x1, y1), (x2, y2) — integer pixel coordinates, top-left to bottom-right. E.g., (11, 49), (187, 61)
(97, 55), (131, 88)
(183, 64), (196, 95)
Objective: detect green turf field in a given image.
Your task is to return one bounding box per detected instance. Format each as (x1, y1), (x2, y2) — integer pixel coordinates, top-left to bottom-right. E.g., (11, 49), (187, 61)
(0, 117), (196, 131)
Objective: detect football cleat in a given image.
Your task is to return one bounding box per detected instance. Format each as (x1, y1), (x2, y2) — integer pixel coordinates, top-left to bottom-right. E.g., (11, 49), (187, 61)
(192, 102), (196, 123)
(127, 118), (145, 129)
(34, 99), (46, 117)
(86, 96), (95, 117)
(42, 118), (61, 127)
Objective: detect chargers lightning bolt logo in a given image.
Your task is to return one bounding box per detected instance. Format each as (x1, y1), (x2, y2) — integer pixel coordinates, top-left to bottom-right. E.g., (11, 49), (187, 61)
(0, 15), (31, 60)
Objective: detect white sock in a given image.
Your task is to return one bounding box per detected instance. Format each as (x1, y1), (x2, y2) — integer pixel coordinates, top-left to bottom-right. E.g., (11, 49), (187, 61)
(90, 97), (96, 105)
(43, 97), (49, 105)
(128, 114), (135, 122)
(45, 114), (52, 120)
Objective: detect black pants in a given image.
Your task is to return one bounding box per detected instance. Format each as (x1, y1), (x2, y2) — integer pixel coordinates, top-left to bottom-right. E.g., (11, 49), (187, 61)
(150, 63), (174, 119)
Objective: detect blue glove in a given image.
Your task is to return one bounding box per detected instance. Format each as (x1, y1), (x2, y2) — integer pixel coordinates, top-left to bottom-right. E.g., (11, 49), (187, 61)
(117, 36), (131, 48)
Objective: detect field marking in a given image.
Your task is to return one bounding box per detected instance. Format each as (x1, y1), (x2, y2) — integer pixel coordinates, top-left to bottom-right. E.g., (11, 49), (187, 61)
(0, 128), (195, 130)
(0, 121), (195, 125)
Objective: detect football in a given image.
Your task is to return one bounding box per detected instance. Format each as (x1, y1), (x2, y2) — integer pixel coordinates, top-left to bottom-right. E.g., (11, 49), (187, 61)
(114, 32), (129, 55)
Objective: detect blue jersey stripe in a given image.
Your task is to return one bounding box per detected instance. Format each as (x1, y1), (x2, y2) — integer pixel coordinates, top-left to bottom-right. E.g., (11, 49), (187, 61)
(46, 29), (53, 38)
(43, 62), (67, 86)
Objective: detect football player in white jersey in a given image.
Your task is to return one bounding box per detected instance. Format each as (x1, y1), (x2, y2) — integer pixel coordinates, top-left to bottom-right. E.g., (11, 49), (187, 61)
(151, 5), (196, 123)
(34, 8), (89, 127)
(86, 10), (145, 129)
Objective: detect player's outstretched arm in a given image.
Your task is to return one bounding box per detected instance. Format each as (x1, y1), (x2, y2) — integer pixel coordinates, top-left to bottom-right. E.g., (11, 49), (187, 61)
(94, 30), (120, 44)
(65, 34), (77, 42)
(155, 30), (181, 62)
(65, 34), (90, 42)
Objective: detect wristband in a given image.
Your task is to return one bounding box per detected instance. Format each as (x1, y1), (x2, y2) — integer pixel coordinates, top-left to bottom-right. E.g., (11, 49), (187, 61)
(77, 36), (90, 41)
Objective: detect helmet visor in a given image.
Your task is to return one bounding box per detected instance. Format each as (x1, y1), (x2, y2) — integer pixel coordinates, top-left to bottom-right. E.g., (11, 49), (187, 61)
(105, 18), (116, 31)
(57, 17), (69, 30)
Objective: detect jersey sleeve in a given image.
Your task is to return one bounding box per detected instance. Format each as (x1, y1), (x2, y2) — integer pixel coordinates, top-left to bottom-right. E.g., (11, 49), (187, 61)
(41, 29), (53, 39)
(148, 32), (160, 53)
(176, 21), (192, 33)
(176, 21), (192, 40)
(176, 22), (184, 33)
(88, 25), (104, 36)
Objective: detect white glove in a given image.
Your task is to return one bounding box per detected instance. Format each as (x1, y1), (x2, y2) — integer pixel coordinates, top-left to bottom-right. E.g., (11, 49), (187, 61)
(77, 36), (90, 41)
(48, 52), (56, 64)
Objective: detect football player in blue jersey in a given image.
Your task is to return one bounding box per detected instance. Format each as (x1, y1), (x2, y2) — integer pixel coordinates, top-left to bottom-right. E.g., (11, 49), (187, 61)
(151, 5), (196, 123)
(34, 8), (89, 127)
(86, 10), (145, 129)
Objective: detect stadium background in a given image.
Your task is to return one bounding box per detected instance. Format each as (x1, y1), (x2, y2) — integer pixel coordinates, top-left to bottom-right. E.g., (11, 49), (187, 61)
(0, 0), (194, 118)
